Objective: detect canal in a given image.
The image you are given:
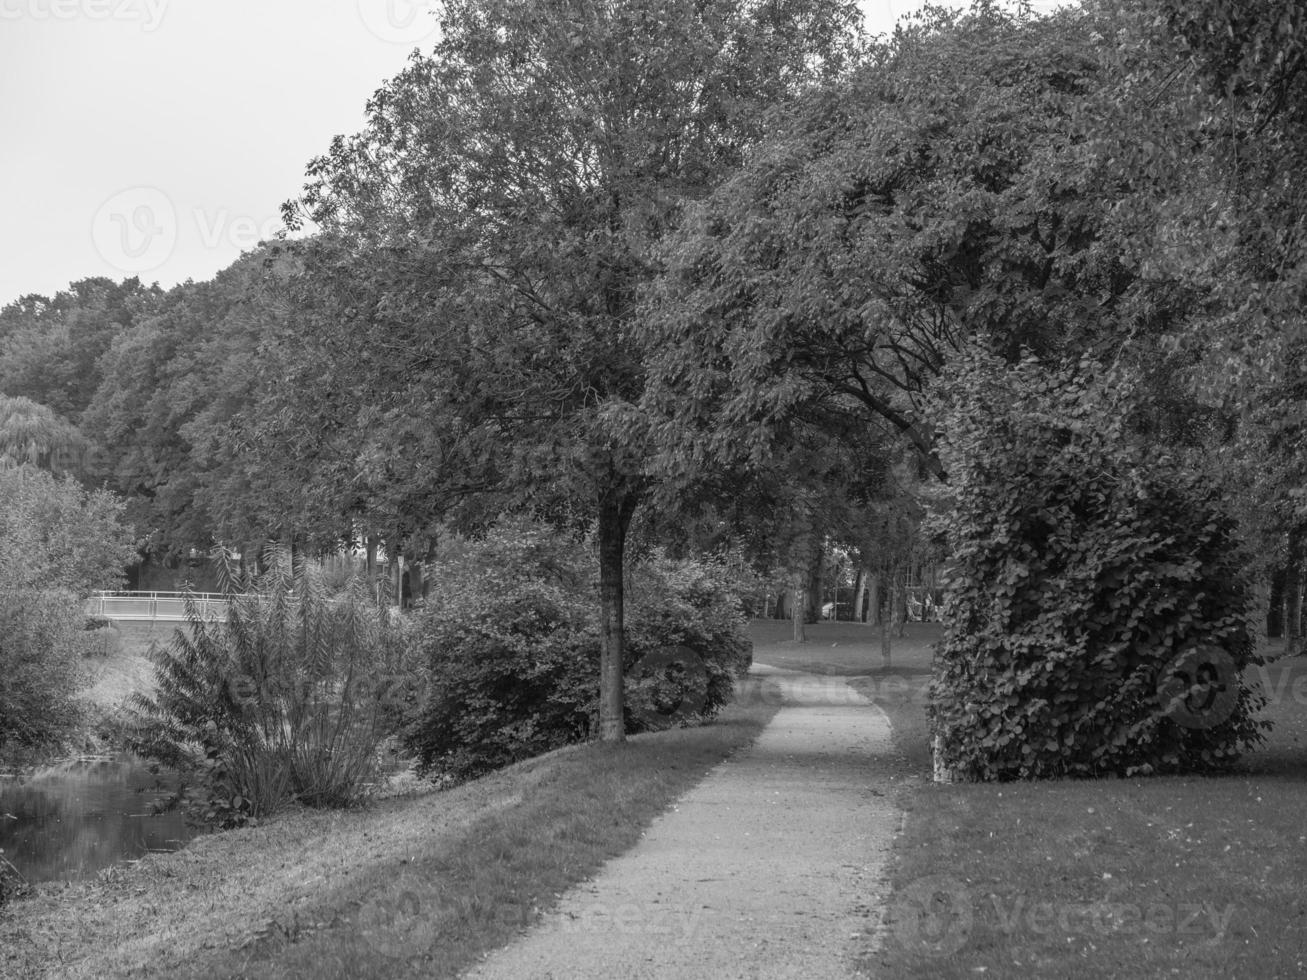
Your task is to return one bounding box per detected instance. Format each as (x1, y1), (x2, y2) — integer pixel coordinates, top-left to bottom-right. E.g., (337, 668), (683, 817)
(0, 753), (197, 884)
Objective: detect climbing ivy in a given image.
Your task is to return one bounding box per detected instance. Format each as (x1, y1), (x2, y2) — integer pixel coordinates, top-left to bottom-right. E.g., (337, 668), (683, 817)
(927, 350), (1269, 780)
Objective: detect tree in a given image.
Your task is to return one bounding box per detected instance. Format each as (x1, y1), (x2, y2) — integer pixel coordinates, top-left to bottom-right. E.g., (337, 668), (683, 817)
(82, 254), (290, 561)
(278, 0), (862, 740)
(0, 465), (137, 752)
(1153, 0), (1307, 126)
(0, 277), (161, 424)
(632, 2), (1282, 782)
(229, 239), (464, 566)
(856, 458), (929, 661)
(643, 2), (1159, 482)
(1098, 0), (1307, 636)
(0, 395), (90, 478)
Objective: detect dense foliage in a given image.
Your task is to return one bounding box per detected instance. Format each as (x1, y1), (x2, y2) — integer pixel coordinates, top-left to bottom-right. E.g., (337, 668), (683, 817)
(273, 0), (861, 741)
(7, 0), (1307, 779)
(130, 550), (417, 825)
(403, 523), (753, 781)
(644, 2), (1144, 479)
(624, 550), (756, 727)
(927, 351), (1268, 780)
(0, 466), (136, 753)
(0, 277), (161, 425)
(0, 395), (90, 477)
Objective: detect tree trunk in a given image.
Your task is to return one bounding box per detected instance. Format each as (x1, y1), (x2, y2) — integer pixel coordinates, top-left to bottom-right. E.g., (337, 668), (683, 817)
(880, 608), (892, 666)
(791, 573), (807, 642)
(425, 537), (438, 597)
(408, 560), (424, 605)
(1287, 527), (1303, 656)
(852, 567), (867, 622)
(867, 573), (881, 626)
(597, 485), (638, 742)
(1268, 566), (1286, 638)
(804, 544), (823, 623)
(894, 566), (908, 638)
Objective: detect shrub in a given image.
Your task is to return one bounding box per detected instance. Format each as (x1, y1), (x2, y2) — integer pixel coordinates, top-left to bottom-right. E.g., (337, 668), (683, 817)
(402, 525), (599, 781)
(927, 351), (1268, 781)
(130, 548), (417, 826)
(0, 466), (135, 756)
(402, 523), (755, 781)
(624, 552), (754, 731)
(80, 617), (123, 658)
(0, 592), (84, 750)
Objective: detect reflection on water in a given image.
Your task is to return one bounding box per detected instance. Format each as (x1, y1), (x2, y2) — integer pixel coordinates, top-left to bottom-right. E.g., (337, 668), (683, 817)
(0, 754), (197, 884)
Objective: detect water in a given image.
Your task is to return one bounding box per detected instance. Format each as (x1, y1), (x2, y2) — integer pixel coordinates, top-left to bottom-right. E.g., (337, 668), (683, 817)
(0, 753), (197, 884)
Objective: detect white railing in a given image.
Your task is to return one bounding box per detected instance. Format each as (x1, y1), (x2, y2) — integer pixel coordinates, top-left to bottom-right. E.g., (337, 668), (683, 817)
(85, 591), (233, 622)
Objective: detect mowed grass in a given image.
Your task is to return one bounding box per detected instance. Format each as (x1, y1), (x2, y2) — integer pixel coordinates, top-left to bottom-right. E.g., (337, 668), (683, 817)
(0, 682), (781, 980)
(15, 615), (1306, 978)
(768, 621), (1307, 980)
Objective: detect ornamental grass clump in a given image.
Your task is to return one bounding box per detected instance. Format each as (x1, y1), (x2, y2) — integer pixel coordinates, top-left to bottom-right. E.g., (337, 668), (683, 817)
(927, 350), (1268, 781)
(130, 547), (417, 826)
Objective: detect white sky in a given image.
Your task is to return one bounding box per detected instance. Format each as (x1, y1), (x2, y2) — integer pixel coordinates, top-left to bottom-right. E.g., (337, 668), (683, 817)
(0, 0), (1064, 307)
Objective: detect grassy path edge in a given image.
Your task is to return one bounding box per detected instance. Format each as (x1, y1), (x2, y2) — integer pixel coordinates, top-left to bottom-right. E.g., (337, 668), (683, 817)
(0, 686), (781, 980)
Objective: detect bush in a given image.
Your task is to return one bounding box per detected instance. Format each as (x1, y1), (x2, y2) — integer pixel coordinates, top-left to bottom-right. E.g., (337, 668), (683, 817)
(402, 525), (599, 781)
(0, 592), (84, 750)
(0, 466), (135, 756)
(927, 351), (1268, 781)
(130, 548), (417, 826)
(624, 553), (754, 731)
(402, 523), (755, 781)
(80, 617), (123, 658)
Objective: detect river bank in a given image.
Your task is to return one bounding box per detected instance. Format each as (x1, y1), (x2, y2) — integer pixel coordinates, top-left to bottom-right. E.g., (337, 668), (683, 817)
(0, 622), (903, 978)
(0, 623), (179, 900)
(0, 688), (781, 979)
(0, 620), (164, 776)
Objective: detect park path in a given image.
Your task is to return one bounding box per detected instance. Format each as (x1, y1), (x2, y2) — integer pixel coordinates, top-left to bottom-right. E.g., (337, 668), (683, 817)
(462, 663), (902, 979)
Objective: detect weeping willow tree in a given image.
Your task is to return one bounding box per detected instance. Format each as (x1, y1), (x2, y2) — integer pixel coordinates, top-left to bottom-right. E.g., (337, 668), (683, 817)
(0, 395), (89, 477)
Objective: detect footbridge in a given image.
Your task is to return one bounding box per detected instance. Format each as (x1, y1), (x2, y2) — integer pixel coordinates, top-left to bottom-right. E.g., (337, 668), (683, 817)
(84, 591), (231, 623)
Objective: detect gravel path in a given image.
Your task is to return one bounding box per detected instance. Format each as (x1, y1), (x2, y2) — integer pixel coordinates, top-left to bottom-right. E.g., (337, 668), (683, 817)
(462, 664), (901, 979)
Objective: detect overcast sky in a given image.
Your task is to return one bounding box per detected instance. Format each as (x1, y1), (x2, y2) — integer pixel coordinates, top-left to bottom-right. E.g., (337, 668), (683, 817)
(0, 0), (1063, 308)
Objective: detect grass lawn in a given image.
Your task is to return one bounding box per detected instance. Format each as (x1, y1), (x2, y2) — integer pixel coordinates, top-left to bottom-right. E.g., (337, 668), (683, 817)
(79, 621), (164, 710)
(12, 616), (1306, 978)
(756, 619), (1307, 980)
(0, 678), (780, 979)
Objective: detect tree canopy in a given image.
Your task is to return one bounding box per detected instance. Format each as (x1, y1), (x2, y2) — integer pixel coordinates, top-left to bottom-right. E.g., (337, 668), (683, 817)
(8, 0), (1307, 769)
(644, 2), (1166, 481)
(270, 0), (865, 739)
